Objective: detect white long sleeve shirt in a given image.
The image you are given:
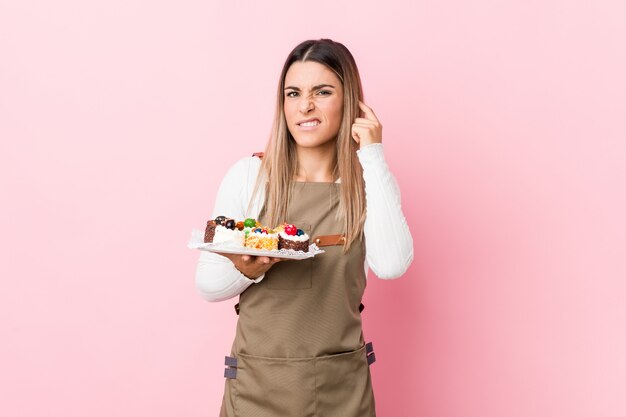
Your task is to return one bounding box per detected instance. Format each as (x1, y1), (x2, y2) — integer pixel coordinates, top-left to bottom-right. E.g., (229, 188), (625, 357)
(195, 143), (414, 302)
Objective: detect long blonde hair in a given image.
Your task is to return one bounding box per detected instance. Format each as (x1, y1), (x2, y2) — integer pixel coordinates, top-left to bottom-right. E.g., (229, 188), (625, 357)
(248, 39), (366, 254)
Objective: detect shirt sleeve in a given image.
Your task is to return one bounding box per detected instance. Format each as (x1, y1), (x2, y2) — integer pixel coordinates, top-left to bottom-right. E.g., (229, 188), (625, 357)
(195, 157), (266, 303)
(357, 143), (414, 279)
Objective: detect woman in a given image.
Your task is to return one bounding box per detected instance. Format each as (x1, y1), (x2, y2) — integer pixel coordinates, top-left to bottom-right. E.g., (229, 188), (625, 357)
(195, 38), (414, 417)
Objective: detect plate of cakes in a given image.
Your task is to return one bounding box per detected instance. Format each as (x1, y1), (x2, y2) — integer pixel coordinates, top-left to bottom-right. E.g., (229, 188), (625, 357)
(187, 216), (325, 260)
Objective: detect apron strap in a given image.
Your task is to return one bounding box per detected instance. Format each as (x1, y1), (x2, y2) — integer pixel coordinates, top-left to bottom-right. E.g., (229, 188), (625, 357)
(312, 234), (346, 247)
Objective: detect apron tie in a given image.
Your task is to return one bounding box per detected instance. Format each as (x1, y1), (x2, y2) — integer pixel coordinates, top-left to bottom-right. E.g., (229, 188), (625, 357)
(224, 356), (238, 379)
(366, 341), (376, 365)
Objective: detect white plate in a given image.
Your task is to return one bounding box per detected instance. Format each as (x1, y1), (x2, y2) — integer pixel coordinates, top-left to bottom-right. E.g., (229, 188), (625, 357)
(187, 229), (324, 260)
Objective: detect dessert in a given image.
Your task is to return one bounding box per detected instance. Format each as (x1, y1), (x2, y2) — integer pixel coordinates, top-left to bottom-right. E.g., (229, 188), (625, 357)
(205, 215), (245, 246)
(242, 218), (261, 238)
(204, 216), (310, 253)
(204, 219), (217, 243)
(277, 223), (310, 252)
(245, 227), (279, 250)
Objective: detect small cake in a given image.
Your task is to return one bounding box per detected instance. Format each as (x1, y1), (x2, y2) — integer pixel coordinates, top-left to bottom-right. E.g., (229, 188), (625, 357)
(273, 223), (286, 234)
(206, 216), (244, 246)
(277, 223), (310, 252)
(213, 218), (245, 246)
(245, 227), (278, 250)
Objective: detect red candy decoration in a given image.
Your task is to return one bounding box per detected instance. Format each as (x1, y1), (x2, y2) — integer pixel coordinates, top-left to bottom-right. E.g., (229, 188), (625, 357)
(284, 224), (297, 236)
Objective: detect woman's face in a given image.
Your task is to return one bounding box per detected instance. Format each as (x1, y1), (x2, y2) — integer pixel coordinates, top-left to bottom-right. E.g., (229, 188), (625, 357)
(283, 61), (344, 149)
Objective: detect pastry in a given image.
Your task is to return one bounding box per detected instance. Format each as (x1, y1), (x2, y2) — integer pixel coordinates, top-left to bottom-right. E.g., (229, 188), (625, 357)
(245, 227), (278, 250)
(204, 216), (310, 253)
(277, 223), (310, 252)
(207, 216), (245, 246)
(242, 218), (261, 238)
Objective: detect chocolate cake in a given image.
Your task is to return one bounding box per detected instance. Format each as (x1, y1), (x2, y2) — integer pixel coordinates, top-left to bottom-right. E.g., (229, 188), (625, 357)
(278, 234), (309, 251)
(204, 220), (217, 243)
(277, 223), (310, 252)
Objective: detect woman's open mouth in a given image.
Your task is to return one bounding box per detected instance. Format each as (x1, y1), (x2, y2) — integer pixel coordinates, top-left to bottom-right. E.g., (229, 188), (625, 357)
(297, 119), (321, 130)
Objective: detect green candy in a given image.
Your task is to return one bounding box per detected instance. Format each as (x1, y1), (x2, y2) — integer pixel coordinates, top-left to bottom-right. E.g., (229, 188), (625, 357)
(244, 218), (256, 228)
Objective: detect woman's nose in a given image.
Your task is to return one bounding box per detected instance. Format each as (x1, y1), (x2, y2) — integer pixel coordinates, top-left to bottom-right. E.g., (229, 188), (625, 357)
(299, 97), (314, 112)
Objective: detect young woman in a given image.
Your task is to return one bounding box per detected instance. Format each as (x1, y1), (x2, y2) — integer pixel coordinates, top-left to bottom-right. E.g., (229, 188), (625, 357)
(195, 38), (413, 417)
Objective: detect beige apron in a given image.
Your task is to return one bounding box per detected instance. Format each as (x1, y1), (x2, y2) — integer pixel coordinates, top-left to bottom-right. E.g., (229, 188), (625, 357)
(219, 179), (377, 417)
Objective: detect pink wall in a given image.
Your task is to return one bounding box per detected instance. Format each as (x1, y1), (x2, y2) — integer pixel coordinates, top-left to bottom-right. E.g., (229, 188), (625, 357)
(2, 1), (624, 416)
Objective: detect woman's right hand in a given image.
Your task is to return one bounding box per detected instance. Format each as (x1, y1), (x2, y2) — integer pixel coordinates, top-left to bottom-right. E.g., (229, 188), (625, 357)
(217, 252), (284, 280)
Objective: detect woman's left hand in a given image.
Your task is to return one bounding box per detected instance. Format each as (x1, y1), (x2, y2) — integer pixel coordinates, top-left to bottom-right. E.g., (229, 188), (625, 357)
(351, 100), (383, 149)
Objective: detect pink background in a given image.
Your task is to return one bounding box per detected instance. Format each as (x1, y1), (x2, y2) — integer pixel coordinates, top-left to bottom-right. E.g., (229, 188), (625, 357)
(2, 1), (625, 416)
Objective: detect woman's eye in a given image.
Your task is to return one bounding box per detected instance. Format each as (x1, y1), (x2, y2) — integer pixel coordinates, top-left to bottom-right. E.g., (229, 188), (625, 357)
(286, 90), (331, 98)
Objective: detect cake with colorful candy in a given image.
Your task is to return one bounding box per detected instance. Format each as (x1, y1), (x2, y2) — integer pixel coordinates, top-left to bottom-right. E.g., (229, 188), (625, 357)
(244, 227), (279, 250)
(241, 218), (260, 238)
(204, 216), (245, 246)
(276, 223), (310, 252)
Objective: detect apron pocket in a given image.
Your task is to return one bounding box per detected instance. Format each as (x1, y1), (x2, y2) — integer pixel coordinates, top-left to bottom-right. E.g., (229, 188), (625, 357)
(265, 222), (312, 290)
(314, 344), (376, 417)
(234, 352), (316, 417)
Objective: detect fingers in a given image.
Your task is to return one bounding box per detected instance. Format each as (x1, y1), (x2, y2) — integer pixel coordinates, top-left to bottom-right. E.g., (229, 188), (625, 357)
(351, 125), (364, 142)
(358, 100), (379, 123)
(230, 254), (285, 270)
(353, 117), (378, 126)
(255, 256), (271, 265)
(252, 256), (284, 265)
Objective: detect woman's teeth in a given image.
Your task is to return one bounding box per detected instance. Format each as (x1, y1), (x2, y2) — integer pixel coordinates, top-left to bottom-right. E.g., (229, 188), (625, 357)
(300, 121), (320, 126)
